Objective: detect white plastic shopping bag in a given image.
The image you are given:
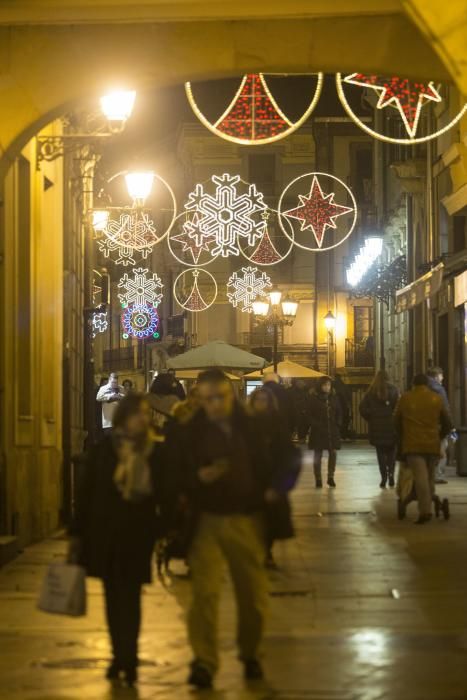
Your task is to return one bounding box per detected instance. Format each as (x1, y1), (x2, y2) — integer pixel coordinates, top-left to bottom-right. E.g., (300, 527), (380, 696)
(37, 562), (86, 617)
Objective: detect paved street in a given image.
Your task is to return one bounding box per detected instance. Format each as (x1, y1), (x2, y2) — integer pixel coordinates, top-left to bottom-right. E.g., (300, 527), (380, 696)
(1, 444), (467, 700)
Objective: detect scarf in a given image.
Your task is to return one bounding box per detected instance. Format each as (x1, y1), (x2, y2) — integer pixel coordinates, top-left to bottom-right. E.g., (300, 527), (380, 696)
(113, 433), (154, 503)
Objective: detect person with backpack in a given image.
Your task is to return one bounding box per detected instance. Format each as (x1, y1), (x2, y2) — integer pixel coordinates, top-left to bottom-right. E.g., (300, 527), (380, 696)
(359, 370), (400, 489)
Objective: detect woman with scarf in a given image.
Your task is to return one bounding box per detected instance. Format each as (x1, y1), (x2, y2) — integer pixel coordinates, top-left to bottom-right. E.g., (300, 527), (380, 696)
(69, 393), (164, 687)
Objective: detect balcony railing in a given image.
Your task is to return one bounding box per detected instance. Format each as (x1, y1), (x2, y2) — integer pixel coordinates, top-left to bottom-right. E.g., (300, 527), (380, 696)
(345, 338), (375, 368)
(167, 314), (185, 338)
(103, 345), (143, 372)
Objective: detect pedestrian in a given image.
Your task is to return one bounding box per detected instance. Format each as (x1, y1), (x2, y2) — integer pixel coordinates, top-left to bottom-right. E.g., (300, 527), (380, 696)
(289, 379), (310, 441)
(96, 373), (125, 434)
(359, 370), (399, 489)
(68, 394), (164, 686)
(394, 374), (453, 524)
(262, 372), (295, 435)
(334, 373), (352, 440)
(122, 378), (134, 395)
(167, 368), (187, 400)
(308, 376), (342, 488)
(147, 372), (181, 429)
(426, 366), (452, 484)
(166, 369), (287, 689)
(249, 387), (301, 566)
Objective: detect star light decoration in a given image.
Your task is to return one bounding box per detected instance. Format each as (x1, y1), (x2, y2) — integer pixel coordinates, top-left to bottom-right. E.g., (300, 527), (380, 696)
(121, 303), (160, 340)
(117, 267), (163, 309)
(336, 72), (467, 145)
(98, 211), (158, 266)
(280, 173), (356, 251)
(227, 266), (272, 314)
(169, 212), (218, 266)
(91, 311), (108, 338)
(184, 173), (267, 258)
(173, 268), (218, 312)
(185, 73), (324, 146)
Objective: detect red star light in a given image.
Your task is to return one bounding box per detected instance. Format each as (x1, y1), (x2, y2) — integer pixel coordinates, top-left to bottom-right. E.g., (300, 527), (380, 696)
(344, 74), (442, 138)
(283, 176), (353, 248)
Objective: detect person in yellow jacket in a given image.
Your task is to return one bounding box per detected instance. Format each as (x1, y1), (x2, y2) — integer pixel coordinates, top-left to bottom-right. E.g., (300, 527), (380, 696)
(394, 374), (453, 524)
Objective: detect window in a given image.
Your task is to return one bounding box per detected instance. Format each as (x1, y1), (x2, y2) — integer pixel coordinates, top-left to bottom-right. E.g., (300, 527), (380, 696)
(248, 154), (276, 196)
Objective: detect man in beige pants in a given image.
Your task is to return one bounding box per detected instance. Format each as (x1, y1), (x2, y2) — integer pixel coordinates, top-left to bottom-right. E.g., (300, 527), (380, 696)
(167, 369), (288, 689)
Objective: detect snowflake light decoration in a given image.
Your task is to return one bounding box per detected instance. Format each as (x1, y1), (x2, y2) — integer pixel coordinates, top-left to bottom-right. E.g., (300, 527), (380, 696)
(91, 311), (108, 338)
(118, 267), (163, 309)
(279, 172), (357, 252)
(185, 73), (323, 146)
(227, 266), (272, 314)
(184, 173), (267, 258)
(121, 303), (160, 340)
(105, 211), (159, 251)
(173, 268), (218, 312)
(336, 73), (467, 145)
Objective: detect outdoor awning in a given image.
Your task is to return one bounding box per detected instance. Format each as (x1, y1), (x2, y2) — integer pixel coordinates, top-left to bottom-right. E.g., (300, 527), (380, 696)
(174, 369), (240, 381)
(395, 263), (444, 313)
(166, 340), (266, 370)
(243, 360), (326, 380)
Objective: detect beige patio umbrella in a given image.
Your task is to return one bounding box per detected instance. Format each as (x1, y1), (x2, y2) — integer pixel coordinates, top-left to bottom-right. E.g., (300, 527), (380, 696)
(167, 340), (266, 371)
(174, 369), (240, 381)
(243, 359), (326, 380)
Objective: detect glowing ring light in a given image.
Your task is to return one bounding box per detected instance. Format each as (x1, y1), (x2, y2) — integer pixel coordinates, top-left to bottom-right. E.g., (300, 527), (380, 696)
(185, 73), (323, 146)
(168, 211), (221, 268)
(238, 208), (295, 266)
(336, 73), (467, 145)
(173, 268), (218, 313)
(147, 171), (177, 242)
(121, 303), (160, 339)
(278, 172), (358, 253)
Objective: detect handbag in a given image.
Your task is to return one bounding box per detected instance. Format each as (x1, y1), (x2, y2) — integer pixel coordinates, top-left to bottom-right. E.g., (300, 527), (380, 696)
(265, 495), (295, 542)
(38, 562), (86, 617)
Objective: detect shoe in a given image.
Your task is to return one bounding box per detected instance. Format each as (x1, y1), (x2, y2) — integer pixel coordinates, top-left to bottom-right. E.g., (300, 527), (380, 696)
(388, 476), (395, 488)
(123, 666), (137, 687)
(415, 514), (432, 525)
(435, 479), (448, 484)
(188, 662), (213, 689)
(327, 477), (336, 488)
(379, 479), (387, 489)
(315, 479), (323, 489)
(244, 658), (264, 681)
(105, 660), (121, 680)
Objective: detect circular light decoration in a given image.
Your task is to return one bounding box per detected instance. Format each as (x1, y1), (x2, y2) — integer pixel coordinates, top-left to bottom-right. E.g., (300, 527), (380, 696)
(168, 211), (220, 267)
(173, 268), (218, 313)
(186, 73), (323, 146)
(336, 72), (467, 145)
(118, 267), (163, 308)
(121, 303), (160, 340)
(278, 172), (357, 252)
(238, 209), (294, 266)
(227, 266), (272, 314)
(184, 173), (267, 258)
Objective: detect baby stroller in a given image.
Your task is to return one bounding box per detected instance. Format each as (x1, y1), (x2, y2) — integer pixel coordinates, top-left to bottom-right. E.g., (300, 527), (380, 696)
(396, 461), (450, 521)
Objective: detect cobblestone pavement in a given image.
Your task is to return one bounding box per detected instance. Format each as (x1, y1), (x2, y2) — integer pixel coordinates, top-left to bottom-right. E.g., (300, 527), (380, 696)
(1, 444), (467, 700)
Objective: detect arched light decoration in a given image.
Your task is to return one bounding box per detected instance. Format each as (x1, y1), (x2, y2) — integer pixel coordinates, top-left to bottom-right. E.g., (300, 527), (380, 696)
(185, 73), (323, 146)
(100, 90), (136, 130)
(346, 237), (383, 287)
(279, 172), (357, 252)
(336, 73), (467, 145)
(125, 172), (155, 205)
(173, 268), (218, 312)
(92, 209), (110, 232)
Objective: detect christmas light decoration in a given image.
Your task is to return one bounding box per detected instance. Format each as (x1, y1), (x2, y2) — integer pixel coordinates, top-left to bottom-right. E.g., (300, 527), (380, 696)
(186, 73), (323, 146)
(279, 172), (357, 252)
(346, 238), (383, 287)
(91, 311), (108, 338)
(239, 210), (294, 266)
(336, 73), (467, 145)
(184, 173), (267, 258)
(118, 267), (163, 308)
(98, 212), (157, 266)
(173, 268), (218, 312)
(121, 303), (160, 340)
(227, 266), (272, 314)
(168, 212), (219, 267)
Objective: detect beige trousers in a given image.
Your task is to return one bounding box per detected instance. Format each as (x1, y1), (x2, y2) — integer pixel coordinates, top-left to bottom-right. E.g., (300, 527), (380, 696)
(407, 455), (437, 515)
(188, 512), (268, 673)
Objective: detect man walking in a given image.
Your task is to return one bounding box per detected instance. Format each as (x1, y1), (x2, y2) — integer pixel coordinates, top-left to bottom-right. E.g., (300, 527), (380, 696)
(96, 373), (125, 434)
(394, 374), (452, 524)
(426, 366), (452, 484)
(168, 370), (283, 689)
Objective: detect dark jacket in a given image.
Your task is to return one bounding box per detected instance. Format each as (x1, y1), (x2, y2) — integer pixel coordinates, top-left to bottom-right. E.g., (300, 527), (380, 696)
(263, 381), (295, 434)
(359, 384), (399, 447)
(70, 436), (164, 583)
(307, 391), (342, 451)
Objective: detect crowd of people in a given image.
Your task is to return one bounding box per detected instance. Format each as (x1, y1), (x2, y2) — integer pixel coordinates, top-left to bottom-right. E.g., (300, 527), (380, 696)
(71, 365), (454, 689)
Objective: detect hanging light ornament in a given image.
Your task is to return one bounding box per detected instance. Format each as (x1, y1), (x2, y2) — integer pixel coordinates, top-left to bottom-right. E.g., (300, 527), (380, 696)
(121, 303), (161, 340)
(173, 268), (218, 312)
(117, 267), (163, 308)
(227, 266), (272, 314)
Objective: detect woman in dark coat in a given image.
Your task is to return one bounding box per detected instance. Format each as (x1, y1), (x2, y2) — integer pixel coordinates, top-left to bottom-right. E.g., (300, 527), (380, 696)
(307, 376), (342, 489)
(359, 370), (399, 488)
(69, 393), (164, 687)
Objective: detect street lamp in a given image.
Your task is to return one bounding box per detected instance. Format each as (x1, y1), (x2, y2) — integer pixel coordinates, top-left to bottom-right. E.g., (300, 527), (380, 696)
(324, 311), (336, 375)
(100, 90), (136, 132)
(252, 289), (299, 372)
(91, 209), (110, 232)
(125, 171), (155, 206)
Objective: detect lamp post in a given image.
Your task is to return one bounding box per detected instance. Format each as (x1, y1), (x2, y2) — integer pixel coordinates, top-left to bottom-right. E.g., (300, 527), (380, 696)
(252, 288), (299, 372)
(324, 310), (336, 375)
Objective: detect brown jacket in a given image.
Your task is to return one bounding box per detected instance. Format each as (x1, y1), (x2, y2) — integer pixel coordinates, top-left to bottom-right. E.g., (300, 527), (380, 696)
(394, 385), (453, 457)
